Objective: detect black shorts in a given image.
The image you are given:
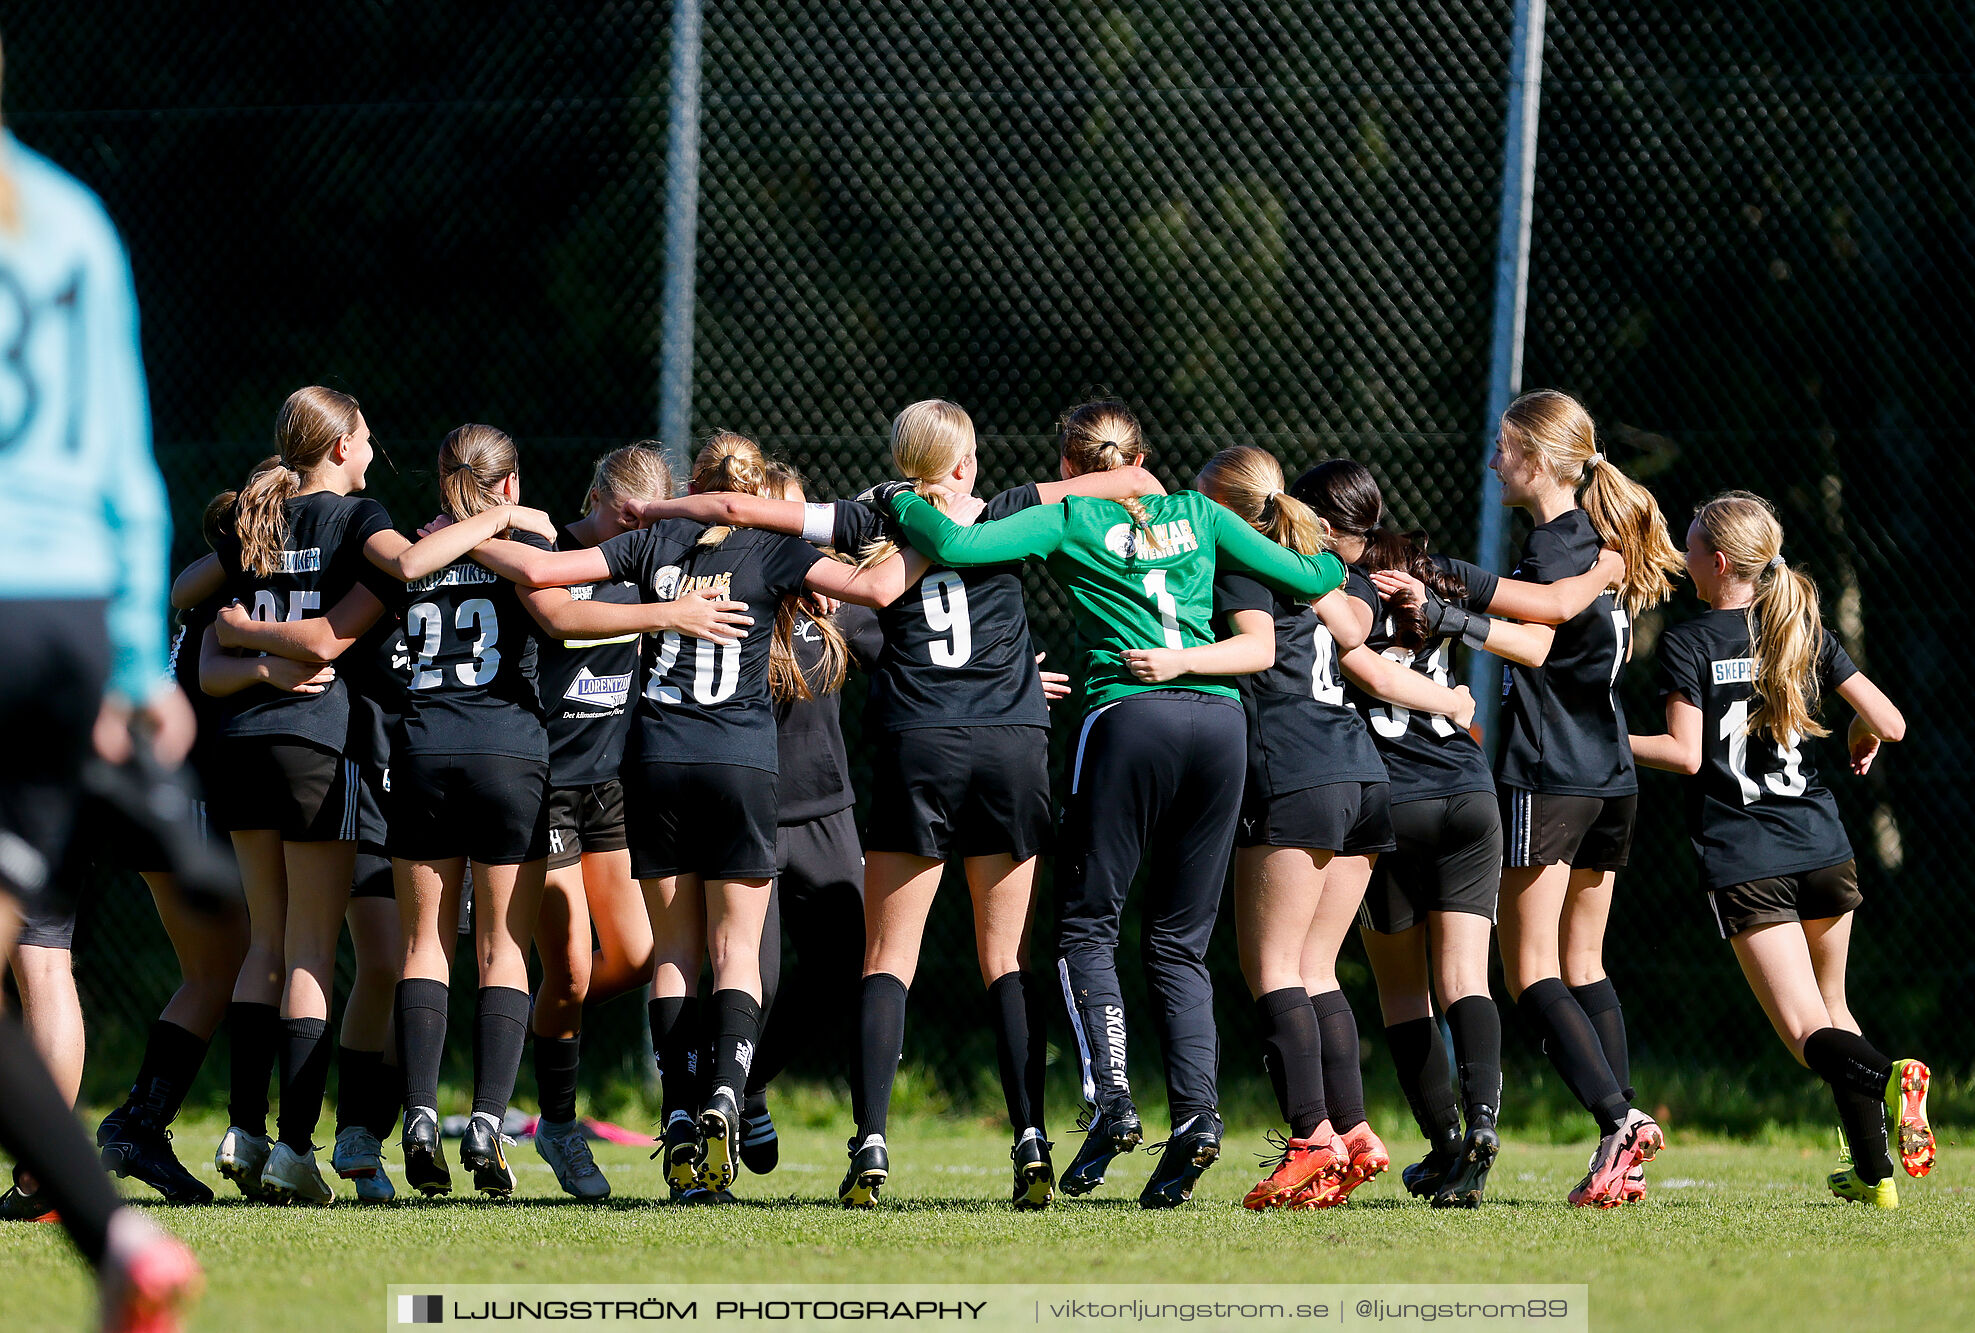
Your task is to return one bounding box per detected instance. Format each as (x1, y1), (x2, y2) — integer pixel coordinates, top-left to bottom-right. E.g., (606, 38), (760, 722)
(1360, 790), (1503, 934)
(1499, 787), (1636, 871)
(208, 737), (362, 843)
(864, 725), (1051, 862)
(1707, 860), (1862, 940)
(356, 769), (388, 854)
(776, 805), (864, 902)
(0, 599), (109, 907)
(1237, 780), (1397, 855)
(547, 780), (629, 871)
(16, 880), (82, 949)
(626, 762), (776, 881)
(387, 753), (550, 866)
(351, 850), (395, 900)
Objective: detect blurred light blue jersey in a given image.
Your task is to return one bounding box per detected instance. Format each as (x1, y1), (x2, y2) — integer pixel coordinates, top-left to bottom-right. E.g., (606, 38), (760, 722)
(0, 131), (168, 701)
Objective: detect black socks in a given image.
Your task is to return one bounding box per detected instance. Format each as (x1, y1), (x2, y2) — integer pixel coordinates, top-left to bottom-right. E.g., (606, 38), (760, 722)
(1445, 995), (1504, 1127)
(649, 994), (701, 1121)
(1803, 1027), (1895, 1183)
(856, 973), (910, 1138)
(395, 979), (450, 1114)
(1518, 978), (1629, 1134)
(471, 986), (531, 1120)
(335, 1047), (402, 1139)
(127, 1019), (209, 1123)
(0, 1015), (120, 1268)
(987, 971), (1049, 1137)
(1386, 1016), (1462, 1152)
(1570, 978), (1634, 1101)
(276, 1017), (332, 1151)
(709, 989), (764, 1099)
(533, 1032), (583, 1124)
(226, 1000), (279, 1136)
(1309, 990), (1366, 1134)
(1258, 988), (1327, 1139)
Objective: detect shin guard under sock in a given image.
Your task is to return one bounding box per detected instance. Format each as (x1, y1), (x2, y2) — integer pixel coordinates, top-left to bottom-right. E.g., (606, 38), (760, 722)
(226, 1001), (279, 1136)
(1258, 988), (1327, 1138)
(1386, 1016), (1462, 1151)
(394, 979), (449, 1115)
(470, 986), (531, 1121)
(1518, 978), (1628, 1134)
(1570, 977), (1634, 1102)
(856, 973), (909, 1138)
(1445, 995), (1504, 1127)
(1309, 990), (1366, 1134)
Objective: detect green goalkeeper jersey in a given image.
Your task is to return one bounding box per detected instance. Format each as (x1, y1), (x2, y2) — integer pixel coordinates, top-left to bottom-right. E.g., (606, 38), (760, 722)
(888, 488), (1346, 708)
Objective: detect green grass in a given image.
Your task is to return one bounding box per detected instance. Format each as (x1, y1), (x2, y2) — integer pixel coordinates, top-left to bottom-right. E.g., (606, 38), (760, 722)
(6, 1109), (1973, 1332)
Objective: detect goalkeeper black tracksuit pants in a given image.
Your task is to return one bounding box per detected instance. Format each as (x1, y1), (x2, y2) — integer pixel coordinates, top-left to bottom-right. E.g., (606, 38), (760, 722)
(1053, 691), (1246, 1126)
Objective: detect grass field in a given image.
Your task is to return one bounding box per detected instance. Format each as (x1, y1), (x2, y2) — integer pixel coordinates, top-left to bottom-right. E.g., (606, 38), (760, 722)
(3, 1108), (1971, 1332)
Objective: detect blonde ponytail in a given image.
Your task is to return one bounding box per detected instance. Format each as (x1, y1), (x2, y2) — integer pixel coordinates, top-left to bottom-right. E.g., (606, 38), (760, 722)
(690, 430), (771, 548)
(1500, 389), (1682, 616)
(1695, 490), (1828, 743)
(854, 400), (975, 570)
(1059, 399), (1152, 528)
(1196, 446), (1331, 555)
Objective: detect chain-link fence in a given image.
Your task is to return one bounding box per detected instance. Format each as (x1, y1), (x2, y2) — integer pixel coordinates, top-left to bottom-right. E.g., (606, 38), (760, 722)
(5, 2), (1968, 1128)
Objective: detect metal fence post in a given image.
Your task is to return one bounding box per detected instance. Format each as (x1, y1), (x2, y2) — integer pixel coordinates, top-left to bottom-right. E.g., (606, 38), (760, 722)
(1467, 0), (1549, 746)
(656, 0), (705, 489)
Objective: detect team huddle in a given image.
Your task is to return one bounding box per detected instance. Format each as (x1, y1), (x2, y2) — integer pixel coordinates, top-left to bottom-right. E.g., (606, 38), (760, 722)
(19, 383), (1934, 1223)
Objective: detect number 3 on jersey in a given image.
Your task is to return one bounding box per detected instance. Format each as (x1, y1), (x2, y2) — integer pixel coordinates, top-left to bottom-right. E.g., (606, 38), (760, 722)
(1721, 699), (1807, 804)
(405, 597), (501, 690)
(920, 571), (972, 666)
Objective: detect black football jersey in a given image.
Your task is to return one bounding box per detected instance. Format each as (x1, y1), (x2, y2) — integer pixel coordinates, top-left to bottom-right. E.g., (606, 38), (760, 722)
(384, 529), (551, 761)
(604, 523), (825, 773)
(833, 485), (1051, 732)
(1486, 510), (1637, 797)
(535, 524), (645, 788)
(173, 595), (226, 783)
(1655, 608), (1858, 889)
(214, 491), (395, 749)
(775, 602), (884, 823)
(1344, 555), (1497, 804)
(1215, 567), (1387, 797)
(344, 608), (407, 783)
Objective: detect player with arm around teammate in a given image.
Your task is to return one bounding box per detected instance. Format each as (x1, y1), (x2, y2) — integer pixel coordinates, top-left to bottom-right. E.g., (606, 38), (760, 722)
(873, 401), (1347, 1208)
(1481, 389), (1685, 1208)
(477, 431), (905, 1202)
(1630, 492), (1927, 1207)
(630, 400), (1156, 1207)
(1197, 453), (1476, 1213)
(1326, 467), (1620, 1209)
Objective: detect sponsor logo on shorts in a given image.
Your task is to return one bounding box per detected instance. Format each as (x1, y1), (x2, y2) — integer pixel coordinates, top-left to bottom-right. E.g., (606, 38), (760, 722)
(564, 667), (632, 709)
(1712, 657), (1756, 685)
